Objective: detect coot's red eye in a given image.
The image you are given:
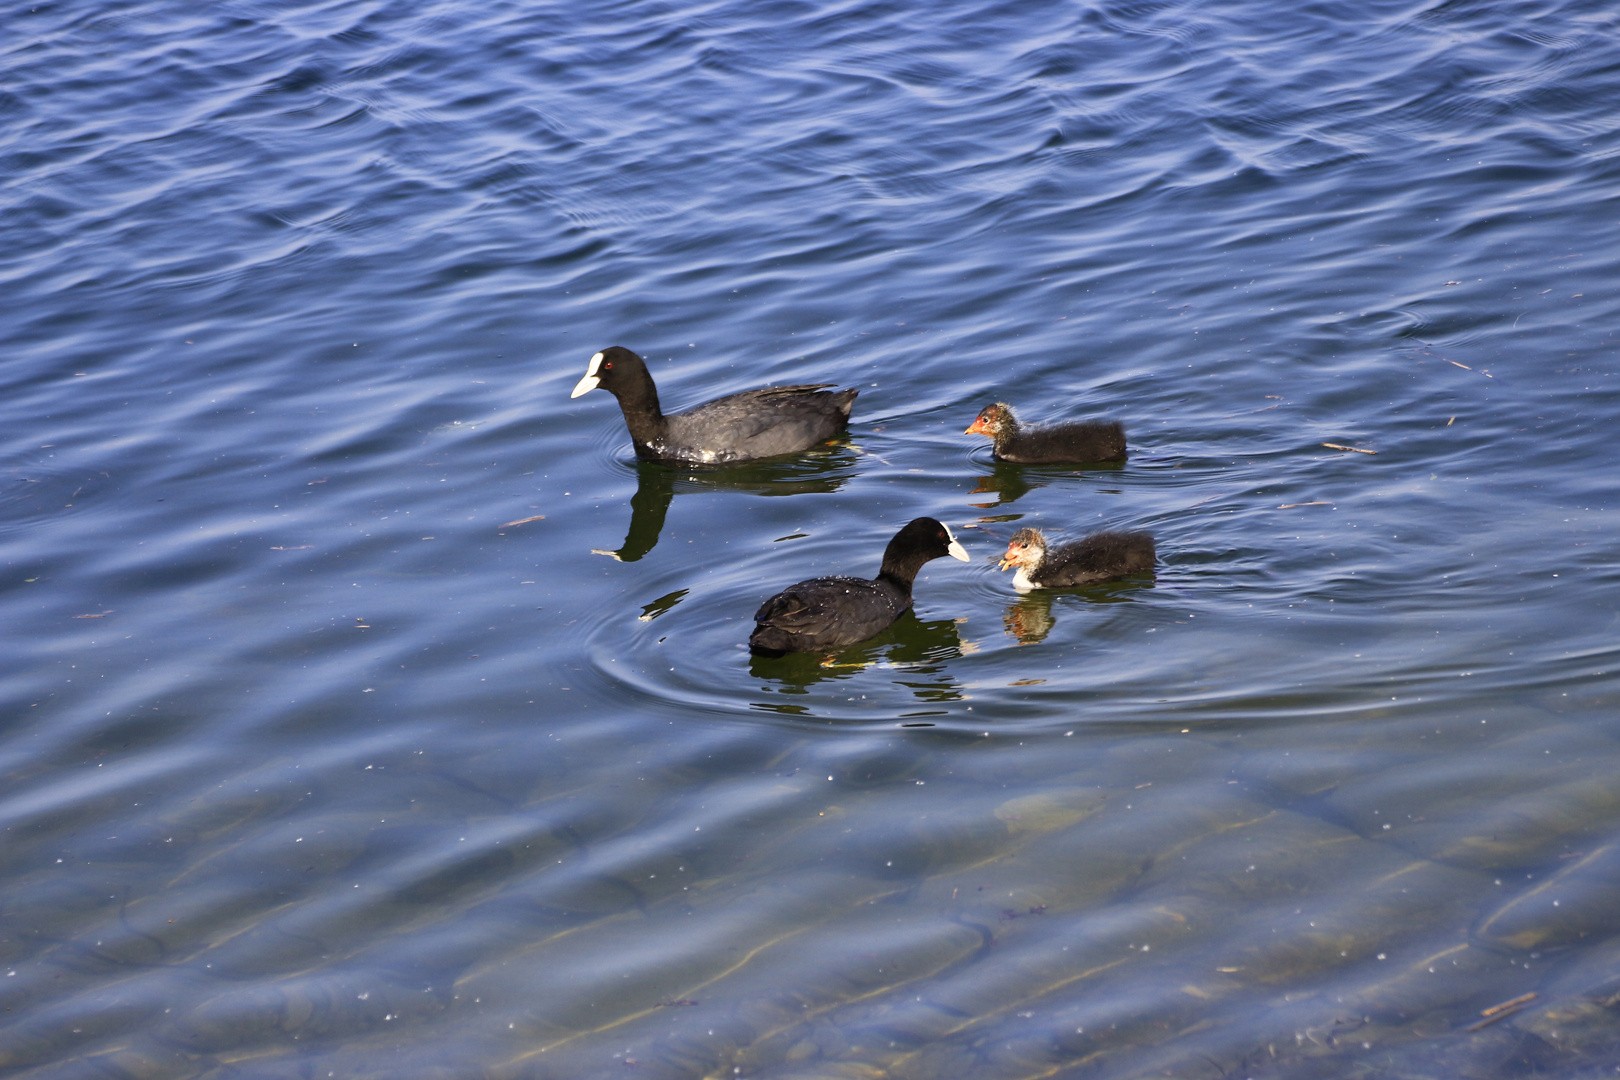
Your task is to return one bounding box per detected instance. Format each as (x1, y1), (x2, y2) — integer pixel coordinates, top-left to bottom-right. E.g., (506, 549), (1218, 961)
(604, 362), (613, 369)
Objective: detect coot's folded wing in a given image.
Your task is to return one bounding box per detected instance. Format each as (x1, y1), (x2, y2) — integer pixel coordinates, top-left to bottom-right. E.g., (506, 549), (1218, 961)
(680, 385), (846, 442)
(752, 585), (824, 630)
(752, 576), (888, 640)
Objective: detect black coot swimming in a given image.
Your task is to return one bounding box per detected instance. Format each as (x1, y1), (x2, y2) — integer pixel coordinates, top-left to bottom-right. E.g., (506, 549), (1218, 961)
(998, 527), (1155, 590)
(571, 346), (858, 463)
(965, 402), (1126, 464)
(749, 517), (970, 655)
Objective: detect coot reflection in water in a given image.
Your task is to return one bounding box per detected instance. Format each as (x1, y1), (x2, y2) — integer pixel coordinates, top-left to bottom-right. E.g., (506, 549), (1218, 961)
(592, 446), (859, 562)
(749, 608), (971, 708)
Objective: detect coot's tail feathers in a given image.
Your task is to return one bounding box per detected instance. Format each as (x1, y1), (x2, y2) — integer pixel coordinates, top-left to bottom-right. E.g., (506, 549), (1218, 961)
(754, 383), (838, 396)
(747, 629), (793, 657)
(749, 593), (815, 654)
(752, 590), (812, 627)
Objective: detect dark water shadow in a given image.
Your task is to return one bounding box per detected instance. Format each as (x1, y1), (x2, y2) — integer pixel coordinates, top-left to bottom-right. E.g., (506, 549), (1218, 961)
(597, 447), (858, 562)
(967, 458), (1126, 509)
(747, 610), (968, 712)
(1002, 575), (1156, 645)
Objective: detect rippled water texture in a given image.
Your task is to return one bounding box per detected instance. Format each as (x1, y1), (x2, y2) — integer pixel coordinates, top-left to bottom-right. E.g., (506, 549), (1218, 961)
(4, 0), (1620, 1076)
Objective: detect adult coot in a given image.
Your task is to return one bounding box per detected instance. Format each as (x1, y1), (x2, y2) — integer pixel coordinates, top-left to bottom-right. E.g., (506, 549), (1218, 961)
(571, 346), (858, 463)
(965, 403), (1126, 463)
(749, 517), (969, 655)
(998, 527), (1155, 591)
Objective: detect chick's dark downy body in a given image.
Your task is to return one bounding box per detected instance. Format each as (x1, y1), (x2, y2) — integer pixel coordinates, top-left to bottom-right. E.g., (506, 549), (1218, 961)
(749, 517), (969, 655)
(965, 402), (1125, 464)
(572, 346), (857, 463)
(999, 527), (1155, 590)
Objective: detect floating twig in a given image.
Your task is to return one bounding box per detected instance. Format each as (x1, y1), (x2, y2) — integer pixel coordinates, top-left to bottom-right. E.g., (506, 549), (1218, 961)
(1279, 501), (1332, 509)
(1466, 991), (1537, 1031)
(1322, 443), (1376, 455)
(1448, 360), (1471, 370)
(500, 515), (546, 528)
(1482, 992), (1538, 1018)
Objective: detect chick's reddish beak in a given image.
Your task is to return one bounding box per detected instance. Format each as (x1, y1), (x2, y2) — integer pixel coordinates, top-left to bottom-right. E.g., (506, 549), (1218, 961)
(965, 417), (987, 435)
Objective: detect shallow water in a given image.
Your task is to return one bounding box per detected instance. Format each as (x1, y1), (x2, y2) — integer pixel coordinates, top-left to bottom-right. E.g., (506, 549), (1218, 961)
(4, 0), (1620, 1077)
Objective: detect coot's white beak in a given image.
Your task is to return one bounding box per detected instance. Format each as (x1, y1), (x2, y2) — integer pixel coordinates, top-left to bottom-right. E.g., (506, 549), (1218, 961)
(944, 524), (969, 562)
(569, 352), (604, 398)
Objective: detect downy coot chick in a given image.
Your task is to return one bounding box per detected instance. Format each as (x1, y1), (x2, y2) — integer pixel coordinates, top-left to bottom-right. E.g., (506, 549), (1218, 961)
(998, 527), (1155, 591)
(749, 517), (969, 655)
(965, 403), (1126, 463)
(571, 346), (858, 464)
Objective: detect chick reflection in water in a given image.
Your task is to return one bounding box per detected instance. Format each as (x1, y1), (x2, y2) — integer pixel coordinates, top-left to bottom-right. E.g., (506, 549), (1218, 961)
(968, 460), (1037, 509)
(998, 527), (1156, 644)
(967, 459), (1126, 510)
(594, 451), (856, 562)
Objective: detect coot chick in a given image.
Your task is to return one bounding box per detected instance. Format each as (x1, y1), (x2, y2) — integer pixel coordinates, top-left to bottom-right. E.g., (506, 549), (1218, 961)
(749, 517), (969, 655)
(965, 403), (1126, 463)
(571, 346), (858, 464)
(998, 527), (1154, 591)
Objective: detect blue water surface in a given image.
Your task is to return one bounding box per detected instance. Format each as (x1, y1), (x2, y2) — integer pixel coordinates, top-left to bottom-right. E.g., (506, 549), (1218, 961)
(3, 0), (1620, 1076)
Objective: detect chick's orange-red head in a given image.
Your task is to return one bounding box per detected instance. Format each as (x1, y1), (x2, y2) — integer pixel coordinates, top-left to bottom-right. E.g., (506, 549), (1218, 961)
(998, 537), (1028, 571)
(997, 527), (1045, 571)
(965, 403), (1009, 436)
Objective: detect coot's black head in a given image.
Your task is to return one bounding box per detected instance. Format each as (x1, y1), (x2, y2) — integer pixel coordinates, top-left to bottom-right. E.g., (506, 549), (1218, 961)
(570, 345), (648, 400)
(999, 527), (1047, 571)
(884, 517), (971, 568)
(965, 402), (1014, 437)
